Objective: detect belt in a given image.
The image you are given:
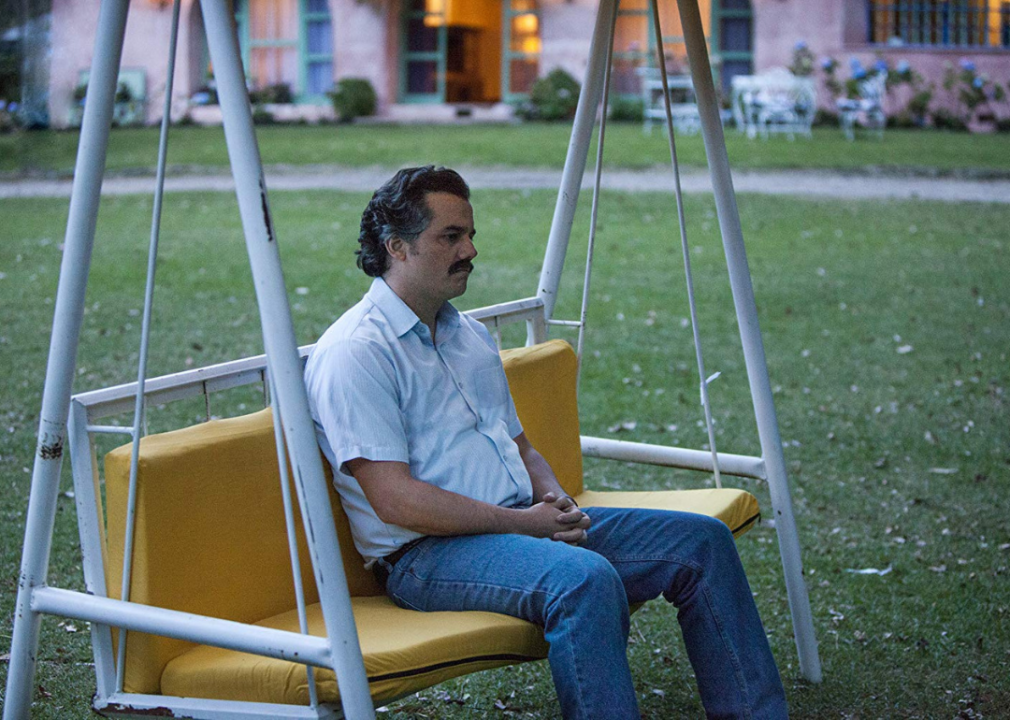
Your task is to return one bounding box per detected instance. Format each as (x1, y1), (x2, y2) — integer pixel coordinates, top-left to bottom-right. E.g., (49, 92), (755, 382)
(372, 536), (426, 590)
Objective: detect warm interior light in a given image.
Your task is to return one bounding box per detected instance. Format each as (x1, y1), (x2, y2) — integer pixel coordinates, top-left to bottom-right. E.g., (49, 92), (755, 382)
(423, 0), (446, 26)
(514, 13), (538, 35)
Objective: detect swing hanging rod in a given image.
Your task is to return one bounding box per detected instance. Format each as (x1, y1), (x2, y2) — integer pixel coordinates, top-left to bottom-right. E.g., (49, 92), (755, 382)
(116, 0), (182, 691)
(649, 0), (724, 489)
(574, 3), (618, 396)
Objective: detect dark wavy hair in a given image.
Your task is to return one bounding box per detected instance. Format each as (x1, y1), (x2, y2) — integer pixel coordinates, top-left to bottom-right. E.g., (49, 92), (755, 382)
(356, 166), (471, 277)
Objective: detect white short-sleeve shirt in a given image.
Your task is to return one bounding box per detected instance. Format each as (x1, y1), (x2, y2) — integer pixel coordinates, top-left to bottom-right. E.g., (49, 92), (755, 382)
(304, 277), (532, 566)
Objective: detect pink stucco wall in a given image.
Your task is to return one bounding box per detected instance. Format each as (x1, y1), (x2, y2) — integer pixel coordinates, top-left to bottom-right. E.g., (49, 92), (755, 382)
(540, 0), (598, 85)
(332, 0), (393, 108)
(49, 0), (206, 128)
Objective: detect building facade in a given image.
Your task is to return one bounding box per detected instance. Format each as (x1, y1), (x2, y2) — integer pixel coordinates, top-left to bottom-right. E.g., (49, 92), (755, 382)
(47, 0), (1010, 127)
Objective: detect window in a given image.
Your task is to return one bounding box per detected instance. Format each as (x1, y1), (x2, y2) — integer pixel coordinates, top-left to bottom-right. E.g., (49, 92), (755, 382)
(234, 0), (334, 100)
(304, 0), (333, 96)
(714, 0), (753, 94)
(612, 0), (709, 96)
(868, 0), (1010, 48)
(503, 0), (541, 99)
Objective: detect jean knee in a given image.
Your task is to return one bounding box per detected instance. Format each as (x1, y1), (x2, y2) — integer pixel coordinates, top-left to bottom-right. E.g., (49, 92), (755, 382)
(554, 551), (628, 616)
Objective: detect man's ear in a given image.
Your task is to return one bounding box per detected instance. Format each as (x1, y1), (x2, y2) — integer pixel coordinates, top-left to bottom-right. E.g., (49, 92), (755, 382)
(385, 236), (408, 263)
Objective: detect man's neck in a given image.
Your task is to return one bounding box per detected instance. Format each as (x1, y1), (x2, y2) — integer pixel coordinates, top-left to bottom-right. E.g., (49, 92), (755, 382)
(383, 275), (440, 340)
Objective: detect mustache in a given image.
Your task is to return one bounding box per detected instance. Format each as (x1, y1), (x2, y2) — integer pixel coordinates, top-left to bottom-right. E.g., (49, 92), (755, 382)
(450, 260), (474, 274)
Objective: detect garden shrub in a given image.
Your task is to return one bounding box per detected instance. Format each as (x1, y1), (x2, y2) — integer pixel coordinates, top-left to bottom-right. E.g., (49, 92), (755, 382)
(249, 83), (293, 105)
(931, 108), (968, 132)
(251, 106), (276, 125)
(609, 97), (644, 123)
(813, 109), (839, 127)
(329, 78), (377, 122)
(523, 68), (580, 122)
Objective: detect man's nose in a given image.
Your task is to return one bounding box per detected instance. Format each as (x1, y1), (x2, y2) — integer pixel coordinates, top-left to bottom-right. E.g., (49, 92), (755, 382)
(462, 238), (477, 260)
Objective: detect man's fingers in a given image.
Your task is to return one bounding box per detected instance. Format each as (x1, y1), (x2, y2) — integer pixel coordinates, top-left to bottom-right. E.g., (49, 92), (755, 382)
(556, 508), (586, 525)
(552, 528), (587, 544)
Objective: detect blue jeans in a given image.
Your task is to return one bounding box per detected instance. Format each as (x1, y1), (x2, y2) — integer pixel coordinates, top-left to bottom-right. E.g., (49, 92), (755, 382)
(383, 507), (787, 719)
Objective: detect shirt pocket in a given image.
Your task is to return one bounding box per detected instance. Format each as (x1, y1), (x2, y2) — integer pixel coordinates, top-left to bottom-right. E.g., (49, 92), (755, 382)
(474, 364), (509, 412)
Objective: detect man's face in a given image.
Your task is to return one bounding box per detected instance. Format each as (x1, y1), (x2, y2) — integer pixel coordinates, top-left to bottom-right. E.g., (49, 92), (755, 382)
(397, 191), (477, 306)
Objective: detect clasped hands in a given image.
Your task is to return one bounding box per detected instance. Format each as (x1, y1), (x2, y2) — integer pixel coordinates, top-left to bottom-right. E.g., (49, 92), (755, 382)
(525, 491), (591, 545)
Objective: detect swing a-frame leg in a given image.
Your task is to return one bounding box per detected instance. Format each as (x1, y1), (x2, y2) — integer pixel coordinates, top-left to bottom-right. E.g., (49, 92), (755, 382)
(3, 1), (375, 718)
(534, 0), (822, 685)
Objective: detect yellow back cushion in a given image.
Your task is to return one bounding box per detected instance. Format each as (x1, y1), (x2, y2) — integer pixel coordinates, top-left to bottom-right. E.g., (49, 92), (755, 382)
(502, 340), (583, 497)
(103, 340), (584, 694)
(104, 409), (382, 694)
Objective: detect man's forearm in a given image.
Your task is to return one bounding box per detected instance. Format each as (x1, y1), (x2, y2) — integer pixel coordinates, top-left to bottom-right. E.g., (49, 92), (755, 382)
(514, 433), (570, 503)
(345, 458), (568, 539)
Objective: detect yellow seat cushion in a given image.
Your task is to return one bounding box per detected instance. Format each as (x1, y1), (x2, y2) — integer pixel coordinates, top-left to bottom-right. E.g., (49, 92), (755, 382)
(576, 489), (760, 538)
(161, 597), (549, 706)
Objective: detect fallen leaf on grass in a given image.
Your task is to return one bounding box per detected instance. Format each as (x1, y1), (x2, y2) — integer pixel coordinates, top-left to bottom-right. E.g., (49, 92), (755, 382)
(845, 566), (892, 576)
(651, 689), (666, 698)
(929, 468), (958, 475)
(607, 421), (637, 433)
(0, 653), (10, 662)
(930, 565), (947, 573)
(897, 345), (913, 354)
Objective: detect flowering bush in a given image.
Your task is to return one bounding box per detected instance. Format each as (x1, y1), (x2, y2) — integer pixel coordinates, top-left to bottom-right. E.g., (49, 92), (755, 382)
(821, 56), (933, 126)
(821, 56), (889, 100)
(789, 41), (816, 77)
(942, 59), (1006, 127)
(0, 99), (19, 133)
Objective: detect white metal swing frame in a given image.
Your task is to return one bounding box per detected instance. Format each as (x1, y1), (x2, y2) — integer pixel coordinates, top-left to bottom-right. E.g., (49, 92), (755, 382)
(4, 0), (821, 718)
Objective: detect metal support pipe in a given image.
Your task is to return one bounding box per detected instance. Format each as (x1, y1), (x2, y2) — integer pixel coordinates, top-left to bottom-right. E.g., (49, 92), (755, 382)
(199, 1), (376, 717)
(533, 0), (619, 338)
(68, 402), (116, 702)
(676, 0), (822, 683)
(3, 1), (130, 717)
(31, 587), (333, 669)
(580, 436), (765, 480)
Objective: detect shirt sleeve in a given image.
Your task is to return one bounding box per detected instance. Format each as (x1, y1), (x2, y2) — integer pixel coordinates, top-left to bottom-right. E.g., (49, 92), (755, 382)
(307, 338), (409, 473)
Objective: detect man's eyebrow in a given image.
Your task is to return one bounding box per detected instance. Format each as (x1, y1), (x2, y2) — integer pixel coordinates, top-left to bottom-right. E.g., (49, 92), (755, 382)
(441, 224), (475, 236)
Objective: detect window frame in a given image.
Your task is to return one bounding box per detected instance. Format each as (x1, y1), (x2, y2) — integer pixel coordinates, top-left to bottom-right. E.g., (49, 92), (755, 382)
(233, 0), (335, 104)
(866, 0), (1010, 49)
(501, 0), (542, 102)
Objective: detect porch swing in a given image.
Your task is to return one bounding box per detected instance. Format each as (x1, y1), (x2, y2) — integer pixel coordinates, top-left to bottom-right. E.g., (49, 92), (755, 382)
(3, 0), (821, 718)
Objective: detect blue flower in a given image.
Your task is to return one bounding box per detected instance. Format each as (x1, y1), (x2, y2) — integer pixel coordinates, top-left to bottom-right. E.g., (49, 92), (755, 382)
(874, 59), (889, 73)
(795, 40), (808, 50)
(849, 57), (864, 72)
(973, 77), (984, 88)
(896, 60), (910, 74)
(853, 68), (867, 80)
(821, 57), (836, 70)
(7, 101), (17, 112)
(960, 59), (976, 72)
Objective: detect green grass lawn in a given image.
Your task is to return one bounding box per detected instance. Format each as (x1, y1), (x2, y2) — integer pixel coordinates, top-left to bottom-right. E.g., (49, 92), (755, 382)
(3, 123), (1010, 177)
(1, 189), (1008, 718)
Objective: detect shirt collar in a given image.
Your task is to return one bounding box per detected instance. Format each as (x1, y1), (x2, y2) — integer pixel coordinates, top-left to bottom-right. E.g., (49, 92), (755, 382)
(367, 276), (461, 340)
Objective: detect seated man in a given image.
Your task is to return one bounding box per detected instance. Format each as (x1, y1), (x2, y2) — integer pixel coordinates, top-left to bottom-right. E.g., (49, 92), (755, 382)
(304, 166), (787, 719)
